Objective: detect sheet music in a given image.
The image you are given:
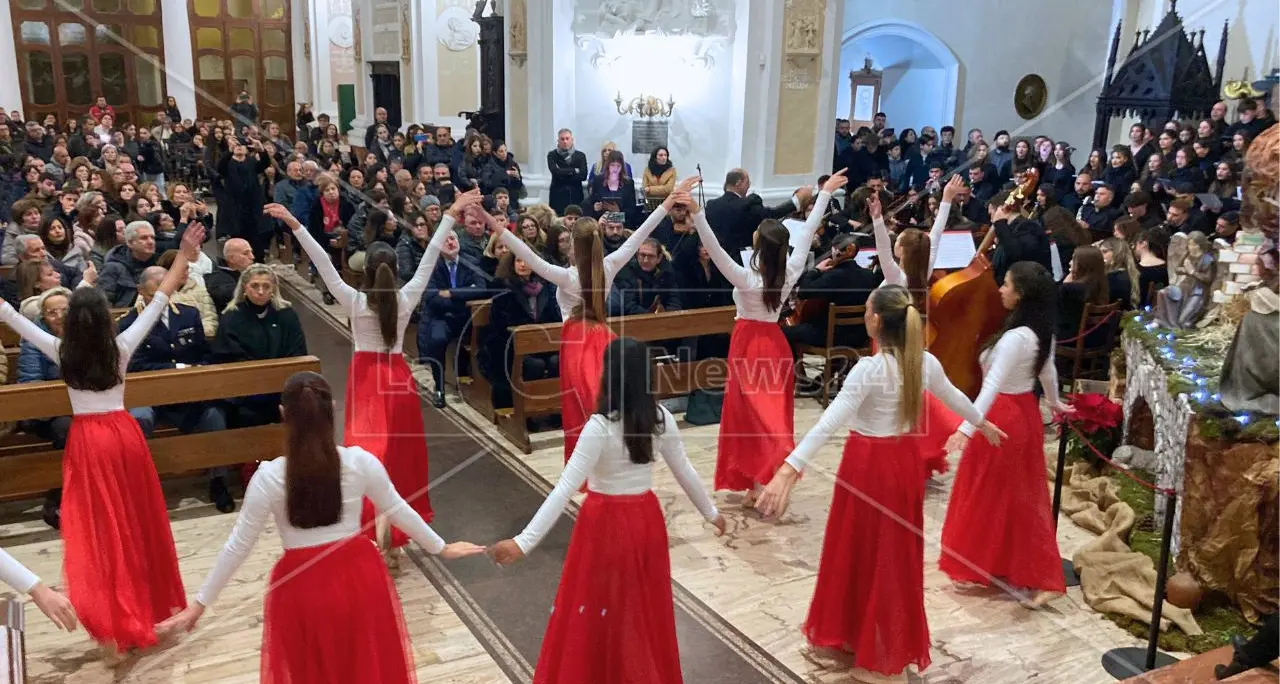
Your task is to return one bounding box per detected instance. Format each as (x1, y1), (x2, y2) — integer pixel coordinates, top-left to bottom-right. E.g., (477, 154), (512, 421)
(854, 250), (875, 267)
(933, 231), (978, 270)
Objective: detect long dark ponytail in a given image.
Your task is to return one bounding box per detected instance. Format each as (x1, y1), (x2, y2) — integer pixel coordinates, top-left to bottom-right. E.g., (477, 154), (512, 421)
(983, 261), (1057, 373)
(596, 337), (664, 464)
(363, 242), (400, 350)
(59, 287), (121, 392)
(282, 371), (342, 529)
(752, 219), (790, 312)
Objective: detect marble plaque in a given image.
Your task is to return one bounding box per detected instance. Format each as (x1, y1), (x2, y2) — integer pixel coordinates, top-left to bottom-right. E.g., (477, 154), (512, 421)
(631, 120), (668, 155)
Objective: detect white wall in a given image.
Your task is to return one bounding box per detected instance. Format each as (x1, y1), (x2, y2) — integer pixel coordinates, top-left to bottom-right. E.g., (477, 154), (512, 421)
(0, 0), (19, 118)
(843, 0), (1116, 149)
(572, 33), (736, 188)
(881, 67), (946, 132)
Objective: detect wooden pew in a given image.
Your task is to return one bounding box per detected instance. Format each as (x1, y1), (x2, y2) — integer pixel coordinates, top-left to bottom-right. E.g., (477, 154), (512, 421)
(458, 299), (494, 421)
(0, 356), (321, 500)
(497, 306), (737, 453)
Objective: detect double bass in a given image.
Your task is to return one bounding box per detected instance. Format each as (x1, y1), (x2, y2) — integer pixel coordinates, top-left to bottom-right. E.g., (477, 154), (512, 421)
(925, 169), (1040, 398)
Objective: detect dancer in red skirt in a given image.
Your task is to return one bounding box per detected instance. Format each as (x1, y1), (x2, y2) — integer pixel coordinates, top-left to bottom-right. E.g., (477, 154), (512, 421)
(0, 225), (207, 654)
(869, 176), (963, 476)
(755, 285), (1004, 682)
(489, 337), (725, 684)
(496, 177), (699, 463)
(1, 547), (78, 630)
(940, 261), (1072, 609)
(686, 171), (848, 504)
(159, 372), (483, 684)
(265, 194), (472, 561)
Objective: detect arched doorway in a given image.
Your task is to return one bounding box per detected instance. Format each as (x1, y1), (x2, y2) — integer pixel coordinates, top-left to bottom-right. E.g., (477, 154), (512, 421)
(839, 20), (959, 133)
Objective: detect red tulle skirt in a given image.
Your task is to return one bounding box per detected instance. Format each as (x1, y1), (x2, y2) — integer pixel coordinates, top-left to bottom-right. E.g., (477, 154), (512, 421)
(802, 431), (931, 676)
(262, 536), (415, 684)
(346, 351), (433, 549)
(558, 319), (615, 463)
(939, 392), (1065, 593)
(715, 319), (795, 491)
(61, 411), (186, 651)
(533, 491), (682, 684)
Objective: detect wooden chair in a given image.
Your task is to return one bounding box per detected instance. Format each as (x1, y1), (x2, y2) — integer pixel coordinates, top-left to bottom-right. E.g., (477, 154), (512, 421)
(794, 304), (871, 407)
(332, 228), (361, 286)
(1055, 301), (1122, 385)
(458, 299), (495, 422)
(0, 356), (321, 500)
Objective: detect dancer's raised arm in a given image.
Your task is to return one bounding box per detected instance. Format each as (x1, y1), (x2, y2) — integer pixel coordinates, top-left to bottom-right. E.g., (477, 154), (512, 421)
(603, 176), (698, 276)
(869, 193), (902, 286)
(926, 175), (962, 272)
(784, 171), (846, 283)
(496, 215), (574, 289)
(399, 193), (477, 305)
(655, 408), (722, 528)
(118, 224), (205, 359)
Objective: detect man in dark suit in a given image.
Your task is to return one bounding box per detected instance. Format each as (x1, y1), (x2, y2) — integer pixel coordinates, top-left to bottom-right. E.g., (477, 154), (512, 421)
(704, 168), (809, 263)
(546, 128), (588, 214)
(417, 232), (489, 408)
(120, 266), (233, 512)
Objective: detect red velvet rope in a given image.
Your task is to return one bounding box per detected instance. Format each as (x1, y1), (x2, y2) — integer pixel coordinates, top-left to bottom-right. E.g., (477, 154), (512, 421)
(1057, 309), (1121, 346)
(1062, 420), (1176, 496)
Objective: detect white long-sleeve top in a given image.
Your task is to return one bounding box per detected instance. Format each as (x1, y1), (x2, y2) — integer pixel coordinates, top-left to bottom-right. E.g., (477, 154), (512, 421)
(0, 547), (39, 594)
(871, 202), (952, 288)
(785, 351), (985, 472)
(957, 327), (1060, 437)
(0, 293), (169, 414)
(194, 446), (445, 607)
(513, 406), (718, 554)
(499, 207), (669, 320)
(692, 191), (832, 322)
(291, 216), (455, 353)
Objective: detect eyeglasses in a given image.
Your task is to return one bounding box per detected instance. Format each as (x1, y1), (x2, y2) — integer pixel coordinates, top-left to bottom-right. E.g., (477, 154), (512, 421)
(43, 307), (68, 319)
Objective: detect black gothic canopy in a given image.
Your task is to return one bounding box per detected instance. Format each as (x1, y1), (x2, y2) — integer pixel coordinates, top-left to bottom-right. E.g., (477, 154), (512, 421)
(1092, 0), (1228, 151)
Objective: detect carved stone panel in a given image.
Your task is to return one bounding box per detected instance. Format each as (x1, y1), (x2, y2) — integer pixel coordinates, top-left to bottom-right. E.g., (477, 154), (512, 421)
(572, 0), (735, 40)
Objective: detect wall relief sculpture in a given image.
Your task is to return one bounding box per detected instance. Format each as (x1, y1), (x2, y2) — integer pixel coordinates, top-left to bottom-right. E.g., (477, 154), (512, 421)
(438, 5), (482, 51)
(573, 0), (735, 40)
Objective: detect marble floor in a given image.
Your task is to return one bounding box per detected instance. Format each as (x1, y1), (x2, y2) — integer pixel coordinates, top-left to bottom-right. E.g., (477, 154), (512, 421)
(0, 266), (1170, 683)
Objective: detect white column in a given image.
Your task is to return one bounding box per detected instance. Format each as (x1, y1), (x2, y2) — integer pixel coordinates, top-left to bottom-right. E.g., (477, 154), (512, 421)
(161, 0), (197, 120)
(408, 0), (440, 125)
(518, 0), (575, 201)
(348, 0), (374, 146)
(0, 2), (20, 120)
(811, 0), (844, 179)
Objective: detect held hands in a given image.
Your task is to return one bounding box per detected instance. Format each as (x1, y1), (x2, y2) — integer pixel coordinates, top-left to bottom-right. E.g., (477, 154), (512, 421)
(944, 431), (969, 454)
(822, 168), (849, 193)
(941, 174), (964, 203)
(439, 541), (487, 560)
(155, 602), (205, 638)
(978, 420), (1007, 447)
(28, 583), (77, 631)
(487, 539), (525, 566)
(448, 188), (483, 220)
(755, 464), (800, 518)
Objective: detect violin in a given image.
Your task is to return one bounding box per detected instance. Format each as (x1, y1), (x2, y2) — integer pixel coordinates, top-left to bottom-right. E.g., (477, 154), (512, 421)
(925, 169), (1040, 398)
(783, 241), (859, 327)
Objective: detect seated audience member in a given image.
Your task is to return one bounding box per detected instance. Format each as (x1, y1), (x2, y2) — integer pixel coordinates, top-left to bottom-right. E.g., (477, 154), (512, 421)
(482, 254), (561, 409)
(155, 249), (217, 336)
(396, 212), (433, 284)
(39, 215), (88, 274)
(2, 198), (44, 266)
(14, 257), (93, 319)
(1123, 190), (1164, 231)
(206, 237), (256, 313)
(88, 214), (124, 271)
(1098, 237), (1139, 309)
(782, 234), (882, 384)
(15, 287), (73, 528)
(513, 214), (548, 254)
(212, 265), (308, 426)
(480, 231), (511, 277)
(13, 234), (80, 289)
(609, 238), (683, 315)
(492, 187), (519, 225)
(98, 219), (159, 306)
(1079, 182), (1123, 242)
(1058, 245), (1112, 346)
(544, 225), (572, 267)
(1215, 210), (1240, 244)
(119, 266), (234, 512)
(598, 212), (630, 254)
(418, 230), (488, 408)
(456, 204), (489, 266)
(1059, 170), (1093, 216)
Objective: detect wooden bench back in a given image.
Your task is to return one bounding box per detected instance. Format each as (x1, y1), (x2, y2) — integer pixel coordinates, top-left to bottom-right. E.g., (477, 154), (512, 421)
(0, 356), (321, 499)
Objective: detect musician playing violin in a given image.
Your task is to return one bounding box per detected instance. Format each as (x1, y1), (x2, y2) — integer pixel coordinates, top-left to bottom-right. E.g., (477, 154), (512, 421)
(782, 232), (883, 387)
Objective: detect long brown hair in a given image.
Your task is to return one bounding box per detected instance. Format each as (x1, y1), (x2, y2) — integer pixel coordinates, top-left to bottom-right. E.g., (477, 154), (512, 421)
(1071, 246), (1110, 305)
(282, 372), (342, 528)
(869, 285), (924, 432)
(896, 227), (931, 293)
(752, 219), (790, 312)
(570, 218), (607, 322)
(363, 242), (400, 349)
(59, 287), (121, 391)
(15, 260), (46, 300)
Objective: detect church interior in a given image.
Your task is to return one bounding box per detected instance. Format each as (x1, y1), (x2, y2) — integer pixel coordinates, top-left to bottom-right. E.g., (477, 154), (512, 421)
(0, 0), (1277, 682)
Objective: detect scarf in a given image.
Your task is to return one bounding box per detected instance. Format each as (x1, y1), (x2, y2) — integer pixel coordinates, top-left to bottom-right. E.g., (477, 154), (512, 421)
(521, 278), (544, 320)
(648, 157), (672, 178)
(556, 146), (576, 161)
(321, 197), (341, 232)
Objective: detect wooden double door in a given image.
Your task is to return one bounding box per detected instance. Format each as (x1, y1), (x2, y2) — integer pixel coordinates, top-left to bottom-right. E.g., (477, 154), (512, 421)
(190, 0), (295, 134)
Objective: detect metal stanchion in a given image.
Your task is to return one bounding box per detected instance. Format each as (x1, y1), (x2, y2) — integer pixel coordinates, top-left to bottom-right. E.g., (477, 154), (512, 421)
(1050, 424), (1080, 587)
(1100, 489), (1181, 679)
(1, 597), (26, 684)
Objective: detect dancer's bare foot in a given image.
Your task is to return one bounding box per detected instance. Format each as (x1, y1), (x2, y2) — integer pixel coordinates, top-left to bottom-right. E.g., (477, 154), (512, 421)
(850, 666), (907, 683)
(804, 645), (856, 669)
(97, 642), (126, 667)
(741, 490), (758, 509)
(1021, 590), (1063, 610)
(383, 546), (403, 570)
